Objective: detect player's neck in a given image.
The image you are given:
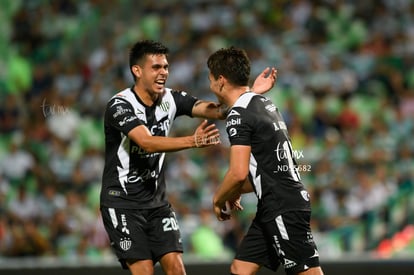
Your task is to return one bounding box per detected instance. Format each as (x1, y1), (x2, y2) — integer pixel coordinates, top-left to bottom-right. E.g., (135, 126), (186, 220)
(226, 86), (250, 107)
(133, 85), (160, 106)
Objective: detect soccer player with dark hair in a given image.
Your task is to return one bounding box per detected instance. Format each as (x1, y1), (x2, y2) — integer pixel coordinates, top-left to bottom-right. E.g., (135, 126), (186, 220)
(100, 40), (276, 275)
(208, 46), (324, 275)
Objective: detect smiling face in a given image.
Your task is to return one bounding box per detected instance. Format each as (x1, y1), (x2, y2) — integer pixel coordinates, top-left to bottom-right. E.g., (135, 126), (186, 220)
(133, 54), (169, 101)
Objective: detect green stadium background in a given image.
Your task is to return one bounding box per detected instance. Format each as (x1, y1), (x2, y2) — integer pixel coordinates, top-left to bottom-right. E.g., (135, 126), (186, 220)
(1, 0), (413, 272)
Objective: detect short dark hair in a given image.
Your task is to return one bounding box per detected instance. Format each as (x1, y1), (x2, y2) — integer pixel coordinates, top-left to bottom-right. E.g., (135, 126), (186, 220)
(129, 40), (169, 79)
(207, 46), (250, 86)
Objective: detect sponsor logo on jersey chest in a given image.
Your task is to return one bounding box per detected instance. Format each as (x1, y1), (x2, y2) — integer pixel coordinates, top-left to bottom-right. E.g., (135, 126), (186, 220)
(226, 118), (241, 127)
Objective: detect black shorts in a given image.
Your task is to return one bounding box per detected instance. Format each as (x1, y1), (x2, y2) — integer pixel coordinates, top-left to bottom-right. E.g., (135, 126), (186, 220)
(101, 204), (183, 269)
(235, 211), (320, 275)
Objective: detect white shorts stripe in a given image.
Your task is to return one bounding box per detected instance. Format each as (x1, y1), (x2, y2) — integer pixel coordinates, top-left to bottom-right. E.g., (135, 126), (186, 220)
(108, 208), (118, 228)
(275, 215), (289, 240)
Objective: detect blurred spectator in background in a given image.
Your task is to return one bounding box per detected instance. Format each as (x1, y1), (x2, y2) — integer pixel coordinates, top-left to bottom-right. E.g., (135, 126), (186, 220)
(0, 140), (35, 185)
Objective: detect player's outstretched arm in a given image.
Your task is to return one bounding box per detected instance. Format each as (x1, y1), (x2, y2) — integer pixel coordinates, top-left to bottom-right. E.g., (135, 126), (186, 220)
(193, 119), (221, 148)
(192, 100), (228, 120)
(128, 119), (220, 153)
(192, 67), (277, 120)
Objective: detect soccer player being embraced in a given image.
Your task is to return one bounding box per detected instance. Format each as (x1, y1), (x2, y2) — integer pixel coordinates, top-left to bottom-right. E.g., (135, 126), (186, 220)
(209, 46), (324, 275)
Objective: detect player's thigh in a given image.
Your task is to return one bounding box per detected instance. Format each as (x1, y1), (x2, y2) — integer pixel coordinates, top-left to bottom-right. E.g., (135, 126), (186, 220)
(265, 211), (320, 274)
(298, 266), (324, 275)
(148, 206), (183, 261)
(101, 207), (152, 261)
(159, 251), (185, 275)
(235, 219), (280, 272)
(127, 259), (154, 275)
(231, 259), (261, 275)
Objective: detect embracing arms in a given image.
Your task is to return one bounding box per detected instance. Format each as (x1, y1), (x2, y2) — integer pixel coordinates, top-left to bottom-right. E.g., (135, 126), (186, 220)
(128, 120), (220, 153)
(192, 67), (277, 120)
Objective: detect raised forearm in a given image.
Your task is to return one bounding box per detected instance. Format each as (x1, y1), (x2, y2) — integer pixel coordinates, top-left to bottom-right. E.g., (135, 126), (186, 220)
(192, 100), (228, 120)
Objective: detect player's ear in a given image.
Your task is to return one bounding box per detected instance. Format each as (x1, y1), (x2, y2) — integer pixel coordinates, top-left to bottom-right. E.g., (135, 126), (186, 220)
(219, 75), (224, 83)
(219, 75), (225, 91)
(132, 65), (142, 78)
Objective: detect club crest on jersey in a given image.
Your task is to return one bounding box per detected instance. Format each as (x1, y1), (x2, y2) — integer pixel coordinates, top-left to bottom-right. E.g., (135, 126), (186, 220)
(119, 237), (131, 251)
(159, 101), (170, 112)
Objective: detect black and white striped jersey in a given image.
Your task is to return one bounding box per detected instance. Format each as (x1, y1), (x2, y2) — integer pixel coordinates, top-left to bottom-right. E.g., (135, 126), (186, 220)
(225, 92), (311, 222)
(101, 87), (197, 209)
